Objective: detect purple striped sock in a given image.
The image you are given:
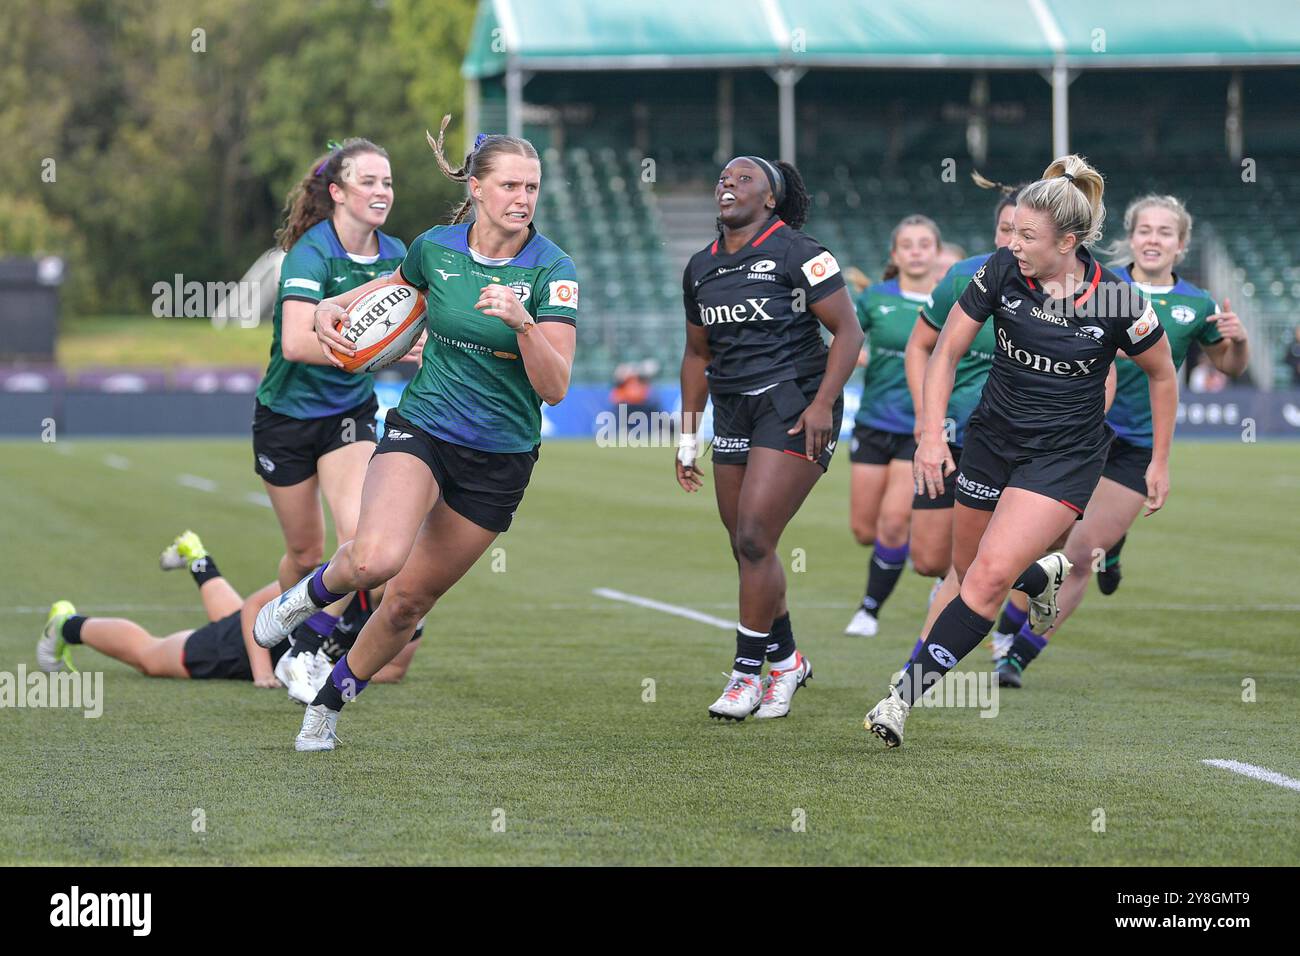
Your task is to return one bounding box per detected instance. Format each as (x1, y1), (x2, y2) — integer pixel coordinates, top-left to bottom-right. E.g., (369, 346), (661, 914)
(309, 564), (347, 606)
(1003, 602), (1028, 631)
(906, 638), (923, 664)
(304, 611), (339, 638)
(873, 542), (910, 567)
(331, 655), (369, 701)
(1017, 621), (1049, 649)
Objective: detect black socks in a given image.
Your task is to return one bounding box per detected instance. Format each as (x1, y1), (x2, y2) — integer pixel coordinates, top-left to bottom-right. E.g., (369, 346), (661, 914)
(896, 596), (993, 705)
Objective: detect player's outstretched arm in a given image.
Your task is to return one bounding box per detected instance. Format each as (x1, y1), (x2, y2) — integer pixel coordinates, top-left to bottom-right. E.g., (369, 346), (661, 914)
(239, 582), (283, 687)
(904, 316), (940, 442)
(676, 323), (711, 492)
(1131, 334), (1177, 515)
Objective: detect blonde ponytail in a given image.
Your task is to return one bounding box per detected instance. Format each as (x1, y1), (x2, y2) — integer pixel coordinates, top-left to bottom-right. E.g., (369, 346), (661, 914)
(1016, 154), (1106, 248)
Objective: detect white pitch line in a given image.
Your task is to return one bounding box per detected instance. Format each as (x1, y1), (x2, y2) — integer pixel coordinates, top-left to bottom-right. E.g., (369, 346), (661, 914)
(593, 587), (733, 630)
(1201, 759), (1300, 793)
(102, 454), (130, 470)
(177, 474), (218, 492)
(7, 604), (192, 615)
(244, 492), (273, 508)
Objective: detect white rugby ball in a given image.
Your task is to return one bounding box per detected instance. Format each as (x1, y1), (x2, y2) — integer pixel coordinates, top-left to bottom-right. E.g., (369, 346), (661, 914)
(334, 281), (427, 374)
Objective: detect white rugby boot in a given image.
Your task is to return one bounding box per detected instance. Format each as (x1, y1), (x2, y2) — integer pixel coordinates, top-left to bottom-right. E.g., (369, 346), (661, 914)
(989, 630), (1015, 661)
(865, 686), (911, 748)
(844, 602), (879, 637)
(295, 704), (341, 752)
(273, 645), (295, 687)
(284, 650), (317, 705)
(708, 673), (764, 721)
(1027, 551), (1073, 635)
(754, 652), (812, 719)
(37, 600), (78, 673)
(308, 649), (334, 696)
(254, 573), (320, 648)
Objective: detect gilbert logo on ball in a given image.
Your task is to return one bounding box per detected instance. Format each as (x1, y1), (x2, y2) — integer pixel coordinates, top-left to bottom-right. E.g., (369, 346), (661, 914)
(334, 280), (427, 373)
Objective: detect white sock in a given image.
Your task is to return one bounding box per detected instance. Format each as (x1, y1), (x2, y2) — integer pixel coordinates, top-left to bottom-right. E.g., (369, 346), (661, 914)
(769, 652), (798, 673)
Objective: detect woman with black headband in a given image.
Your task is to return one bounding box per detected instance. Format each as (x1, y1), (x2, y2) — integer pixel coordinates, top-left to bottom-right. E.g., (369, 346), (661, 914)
(678, 155), (863, 720)
(252, 138), (406, 695)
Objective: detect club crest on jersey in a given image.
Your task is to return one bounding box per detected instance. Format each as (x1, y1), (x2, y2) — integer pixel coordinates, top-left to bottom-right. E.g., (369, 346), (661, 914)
(747, 258), (779, 281)
(507, 281), (531, 304)
(1172, 305), (1196, 325)
(548, 280), (579, 308)
(800, 251), (840, 286)
(1127, 305), (1159, 344)
(1078, 325), (1105, 340)
(751, 259), (776, 273)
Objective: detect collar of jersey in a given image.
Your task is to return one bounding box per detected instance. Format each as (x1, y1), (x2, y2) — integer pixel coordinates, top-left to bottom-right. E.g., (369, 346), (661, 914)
(444, 221), (540, 266)
(1120, 263), (1176, 295)
(1025, 246), (1101, 308)
(325, 218), (385, 263)
(711, 216), (785, 255)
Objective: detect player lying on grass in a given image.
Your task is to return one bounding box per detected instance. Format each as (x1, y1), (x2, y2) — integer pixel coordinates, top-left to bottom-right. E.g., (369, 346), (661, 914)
(35, 532), (419, 689)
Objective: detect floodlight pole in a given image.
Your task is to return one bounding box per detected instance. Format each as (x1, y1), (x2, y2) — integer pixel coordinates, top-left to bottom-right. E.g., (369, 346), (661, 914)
(1048, 57), (1076, 157)
(506, 63), (532, 139)
(768, 67), (806, 164)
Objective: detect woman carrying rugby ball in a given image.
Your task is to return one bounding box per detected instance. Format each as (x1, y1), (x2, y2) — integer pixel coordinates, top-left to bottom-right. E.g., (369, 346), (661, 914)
(255, 119), (579, 752)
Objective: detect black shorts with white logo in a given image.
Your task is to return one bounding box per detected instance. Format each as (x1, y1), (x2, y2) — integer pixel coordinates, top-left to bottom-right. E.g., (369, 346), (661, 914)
(911, 443), (963, 510)
(954, 418), (1110, 519)
(373, 409), (538, 533)
(1101, 435), (1152, 496)
(849, 424), (917, 465)
(183, 612), (288, 681)
(252, 394), (380, 487)
(710, 375), (844, 472)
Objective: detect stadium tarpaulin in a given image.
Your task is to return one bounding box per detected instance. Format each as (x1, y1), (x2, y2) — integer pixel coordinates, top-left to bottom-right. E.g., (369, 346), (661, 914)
(463, 0), (1300, 77)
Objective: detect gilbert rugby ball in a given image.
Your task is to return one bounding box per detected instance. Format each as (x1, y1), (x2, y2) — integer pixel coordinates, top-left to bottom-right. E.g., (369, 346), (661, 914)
(334, 281), (427, 373)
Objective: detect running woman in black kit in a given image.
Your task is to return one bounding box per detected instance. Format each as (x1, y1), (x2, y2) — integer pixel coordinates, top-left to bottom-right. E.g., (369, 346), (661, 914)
(865, 155), (1178, 746)
(678, 156), (864, 721)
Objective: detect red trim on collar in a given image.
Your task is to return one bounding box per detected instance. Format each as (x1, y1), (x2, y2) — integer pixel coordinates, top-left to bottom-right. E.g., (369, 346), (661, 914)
(752, 219), (786, 247)
(710, 238), (718, 255)
(1074, 260), (1102, 308)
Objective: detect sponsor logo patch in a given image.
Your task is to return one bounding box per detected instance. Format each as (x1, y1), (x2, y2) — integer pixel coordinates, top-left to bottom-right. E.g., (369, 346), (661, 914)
(283, 277), (321, 292)
(257, 453), (275, 473)
(800, 251), (840, 287)
(1127, 304), (1159, 344)
(928, 644), (958, 668)
(712, 435), (751, 453)
(548, 280), (579, 308)
(956, 472), (1001, 501)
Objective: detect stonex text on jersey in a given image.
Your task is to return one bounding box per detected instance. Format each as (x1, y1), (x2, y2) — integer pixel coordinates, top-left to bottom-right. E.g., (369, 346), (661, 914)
(957, 245), (1165, 452)
(683, 216), (847, 395)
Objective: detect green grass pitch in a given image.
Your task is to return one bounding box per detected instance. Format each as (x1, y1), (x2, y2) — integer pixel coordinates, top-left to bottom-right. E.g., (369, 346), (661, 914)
(1, 438), (1296, 865)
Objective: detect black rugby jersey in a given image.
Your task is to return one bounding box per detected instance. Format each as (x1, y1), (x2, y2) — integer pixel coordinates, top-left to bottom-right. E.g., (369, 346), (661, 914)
(683, 216), (845, 394)
(956, 245), (1164, 451)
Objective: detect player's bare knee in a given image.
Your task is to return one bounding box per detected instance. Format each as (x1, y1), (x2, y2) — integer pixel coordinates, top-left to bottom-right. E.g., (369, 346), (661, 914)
(912, 552), (948, 578)
(734, 526), (772, 564)
(850, 520), (876, 547)
(877, 518), (909, 549)
(963, 560), (1013, 612)
(381, 592), (432, 632)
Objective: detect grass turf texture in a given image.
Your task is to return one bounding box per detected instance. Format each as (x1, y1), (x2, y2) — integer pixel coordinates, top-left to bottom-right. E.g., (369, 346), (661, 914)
(1, 438), (1296, 865)
(58, 315), (272, 370)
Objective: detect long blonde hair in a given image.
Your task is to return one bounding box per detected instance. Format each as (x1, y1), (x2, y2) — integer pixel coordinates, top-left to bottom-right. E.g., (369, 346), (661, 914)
(1016, 155), (1106, 248)
(426, 115), (539, 225)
